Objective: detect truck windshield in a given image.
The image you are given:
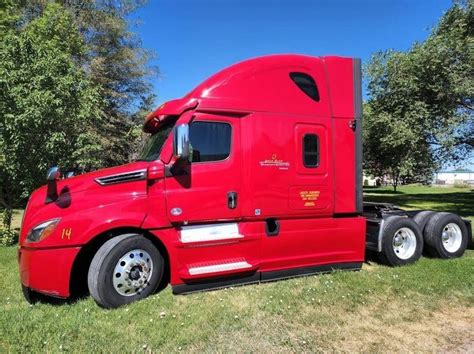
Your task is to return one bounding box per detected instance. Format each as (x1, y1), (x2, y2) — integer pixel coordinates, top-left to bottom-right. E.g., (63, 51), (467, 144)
(137, 122), (175, 161)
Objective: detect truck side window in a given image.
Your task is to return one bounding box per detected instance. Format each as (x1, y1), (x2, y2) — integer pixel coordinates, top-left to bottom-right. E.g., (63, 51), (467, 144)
(303, 134), (319, 167)
(189, 121), (231, 162)
(289, 72), (320, 102)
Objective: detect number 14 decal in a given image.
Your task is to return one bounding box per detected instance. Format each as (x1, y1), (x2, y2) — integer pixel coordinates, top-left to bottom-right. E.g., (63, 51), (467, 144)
(61, 228), (72, 240)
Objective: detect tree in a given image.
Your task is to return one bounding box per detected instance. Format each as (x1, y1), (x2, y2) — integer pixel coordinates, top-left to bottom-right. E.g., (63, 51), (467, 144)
(364, 1), (473, 190)
(363, 103), (436, 192)
(0, 1), (157, 243)
(407, 1), (473, 160)
(0, 3), (102, 238)
(19, 0), (156, 166)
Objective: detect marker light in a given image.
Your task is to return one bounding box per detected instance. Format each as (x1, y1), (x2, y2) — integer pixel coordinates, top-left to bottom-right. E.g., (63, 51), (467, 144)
(26, 218), (61, 243)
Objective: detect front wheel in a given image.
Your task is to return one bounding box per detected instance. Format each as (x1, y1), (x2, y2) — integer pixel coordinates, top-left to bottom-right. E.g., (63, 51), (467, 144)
(88, 234), (164, 308)
(380, 216), (423, 266)
(22, 284), (40, 304)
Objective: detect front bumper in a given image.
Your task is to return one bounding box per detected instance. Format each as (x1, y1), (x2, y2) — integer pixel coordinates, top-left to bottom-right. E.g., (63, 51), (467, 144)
(18, 246), (81, 298)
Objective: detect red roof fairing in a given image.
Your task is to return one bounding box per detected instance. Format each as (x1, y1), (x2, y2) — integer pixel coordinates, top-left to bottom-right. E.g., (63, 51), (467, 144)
(145, 54), (357, 132)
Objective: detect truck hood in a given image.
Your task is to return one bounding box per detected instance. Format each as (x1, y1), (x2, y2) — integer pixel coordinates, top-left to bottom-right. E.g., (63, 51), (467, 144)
(20, 161), (152, 246)
(44, 161), (151, 196)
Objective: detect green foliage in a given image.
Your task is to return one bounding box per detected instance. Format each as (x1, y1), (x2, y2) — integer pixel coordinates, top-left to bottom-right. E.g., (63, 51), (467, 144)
(0, 3), (102, 212)
(363, 102), (436, 191)
(0, 227), (17, 246)
(21, 0), (156, 166)
(0, 1), (155, 233)
(453, 181), (471, 188)
(0, 209), (17, 246)
(364, 1), (473, 190)
(0, 0), (20, 37)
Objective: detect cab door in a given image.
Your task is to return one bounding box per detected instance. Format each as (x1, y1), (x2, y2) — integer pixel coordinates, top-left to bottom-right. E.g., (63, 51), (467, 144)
(165, 113), (242, 223)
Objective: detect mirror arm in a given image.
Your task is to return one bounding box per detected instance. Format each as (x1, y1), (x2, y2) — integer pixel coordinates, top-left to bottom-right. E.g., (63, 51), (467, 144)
(168, 158), (190, 176)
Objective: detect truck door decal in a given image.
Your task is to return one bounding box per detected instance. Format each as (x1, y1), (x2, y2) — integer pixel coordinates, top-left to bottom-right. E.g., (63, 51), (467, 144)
(299, 190), (320, 207)
(259, 154), (290, 170)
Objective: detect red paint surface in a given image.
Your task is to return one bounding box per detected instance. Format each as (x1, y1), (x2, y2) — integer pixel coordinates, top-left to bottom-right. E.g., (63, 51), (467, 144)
(19, 54), (364, 295)
(19, 247), (80, 297)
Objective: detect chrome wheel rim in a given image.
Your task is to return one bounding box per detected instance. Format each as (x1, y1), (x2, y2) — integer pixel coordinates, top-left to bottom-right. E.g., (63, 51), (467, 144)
(441, 223), (462, 253)
(113, 249), (153, 296)
(392, 227), (417, 260)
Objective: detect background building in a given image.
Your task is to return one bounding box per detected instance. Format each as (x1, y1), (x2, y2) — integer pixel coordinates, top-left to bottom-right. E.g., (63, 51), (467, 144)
(433, 169), (474, 185)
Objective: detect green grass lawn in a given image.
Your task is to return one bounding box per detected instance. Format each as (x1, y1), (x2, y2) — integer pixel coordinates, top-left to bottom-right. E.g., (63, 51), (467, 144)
(1, 186), (473, 352)
(364, 185), (474, 224)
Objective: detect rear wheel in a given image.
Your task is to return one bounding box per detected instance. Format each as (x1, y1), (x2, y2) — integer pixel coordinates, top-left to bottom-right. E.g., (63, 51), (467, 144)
(88, 234), (164, 308)
(380, 216), (423, 266)
(423, 212), (468, 258)
(413, 210), (436, 232)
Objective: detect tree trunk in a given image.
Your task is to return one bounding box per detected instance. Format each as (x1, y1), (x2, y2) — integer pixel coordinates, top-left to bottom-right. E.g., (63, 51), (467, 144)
(392, 173), (399, 192)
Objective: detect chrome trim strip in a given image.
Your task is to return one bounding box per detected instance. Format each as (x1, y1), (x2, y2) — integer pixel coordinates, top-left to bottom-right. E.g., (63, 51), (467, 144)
(95, 169), (147, 186)
(188, 261), (252, 276)
(180, 223), (243, 243)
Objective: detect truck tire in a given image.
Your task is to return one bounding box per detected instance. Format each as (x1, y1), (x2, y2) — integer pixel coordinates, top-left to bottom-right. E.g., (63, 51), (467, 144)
(22, 284), (40, 304)
(379, 216), (423, 267)
(88, 234), (164, 308)
(413, 211), (436, 232)
(423, 212), (468, 259)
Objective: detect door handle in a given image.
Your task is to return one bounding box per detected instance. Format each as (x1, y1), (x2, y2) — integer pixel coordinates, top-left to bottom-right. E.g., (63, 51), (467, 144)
(227, 191), (237, 209)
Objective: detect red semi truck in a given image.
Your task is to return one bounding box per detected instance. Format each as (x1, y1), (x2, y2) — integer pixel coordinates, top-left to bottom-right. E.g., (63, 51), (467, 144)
(18, 55), (472, 308)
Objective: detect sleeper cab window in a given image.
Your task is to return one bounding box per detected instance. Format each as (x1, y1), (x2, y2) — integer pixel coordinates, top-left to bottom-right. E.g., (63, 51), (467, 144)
(189, 121), (231, 162)
(289, 72), (320, 102)
(303, 134), (319, 168)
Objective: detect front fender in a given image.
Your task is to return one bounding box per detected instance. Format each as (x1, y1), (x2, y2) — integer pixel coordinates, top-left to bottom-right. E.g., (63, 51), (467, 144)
(23, 195), (149, 249)
(71, 200), (149, 245)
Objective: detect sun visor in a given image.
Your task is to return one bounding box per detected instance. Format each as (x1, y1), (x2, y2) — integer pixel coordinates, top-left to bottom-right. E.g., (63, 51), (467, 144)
(144, 98), (198, 133)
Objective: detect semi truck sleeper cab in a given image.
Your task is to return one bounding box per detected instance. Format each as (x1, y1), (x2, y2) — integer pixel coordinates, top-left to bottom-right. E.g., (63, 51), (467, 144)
(18, 55), (472, 308)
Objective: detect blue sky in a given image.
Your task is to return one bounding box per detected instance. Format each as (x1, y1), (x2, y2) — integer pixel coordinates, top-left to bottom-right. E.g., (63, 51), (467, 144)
(131, 0), (472, 169)
(133, 0), (452, 102)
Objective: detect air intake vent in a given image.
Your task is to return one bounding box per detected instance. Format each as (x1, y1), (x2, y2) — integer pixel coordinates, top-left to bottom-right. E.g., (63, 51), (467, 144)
(95, 169), (147, 186)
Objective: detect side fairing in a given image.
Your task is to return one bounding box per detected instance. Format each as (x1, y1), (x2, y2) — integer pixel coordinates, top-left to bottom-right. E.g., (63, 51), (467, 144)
(323, 56), (362, 214)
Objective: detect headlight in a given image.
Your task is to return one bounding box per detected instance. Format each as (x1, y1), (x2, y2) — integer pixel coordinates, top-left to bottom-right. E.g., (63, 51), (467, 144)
(26, 218), (61, 243)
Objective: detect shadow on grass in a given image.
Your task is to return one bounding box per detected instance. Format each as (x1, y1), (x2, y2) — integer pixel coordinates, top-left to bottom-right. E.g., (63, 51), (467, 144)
(364, 250), (381, 265)
(363, 187), (404, 194)
(364, 192), (474, 218)
(25, 287), (89, 306)
(34, 294), (89, 306)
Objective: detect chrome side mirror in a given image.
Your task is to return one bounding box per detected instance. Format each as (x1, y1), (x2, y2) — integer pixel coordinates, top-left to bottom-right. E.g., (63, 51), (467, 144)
(46, 166), (61, 181)
(173, 124), (190, 161)
(46, 166), (60, 203)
